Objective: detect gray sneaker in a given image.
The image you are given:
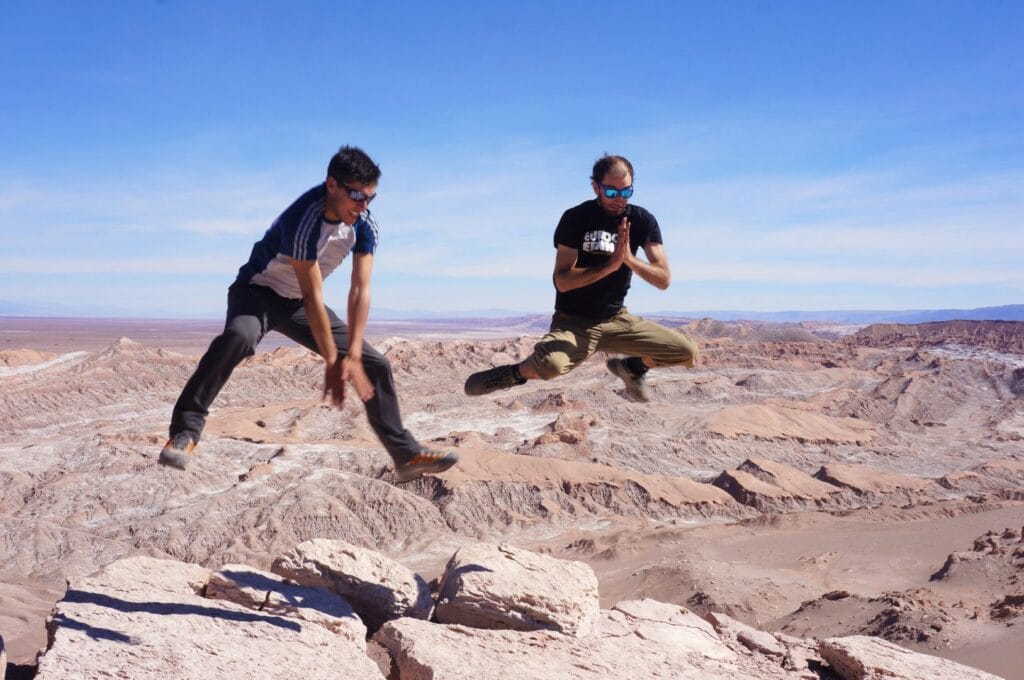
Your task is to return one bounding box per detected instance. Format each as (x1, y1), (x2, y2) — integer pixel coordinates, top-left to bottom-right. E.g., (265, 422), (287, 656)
(606, 358), (651, 402)
(394, 448), (459, 483)
(158, 432), (197, 469)
(464, 364), (526, 396)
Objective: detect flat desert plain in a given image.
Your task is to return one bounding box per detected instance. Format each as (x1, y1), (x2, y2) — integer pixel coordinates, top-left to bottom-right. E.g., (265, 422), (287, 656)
(1, 316), (1023, 678)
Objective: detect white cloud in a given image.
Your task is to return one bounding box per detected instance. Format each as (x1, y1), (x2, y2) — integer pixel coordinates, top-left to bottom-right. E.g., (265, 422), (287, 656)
(0, 256), (234, 275)
(3, 116), (1021, 315)
(0, 170), (298, 238)
(669, 261), (1024, 287)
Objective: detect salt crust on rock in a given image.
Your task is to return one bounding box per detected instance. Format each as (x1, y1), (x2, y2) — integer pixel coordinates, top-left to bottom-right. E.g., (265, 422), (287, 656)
(434, 542), (600, 636)
(376, 599), (741, 680)
(819, 635), (1005, 680)
(271, 537), (433, 630)
(34, 556), (383, 680)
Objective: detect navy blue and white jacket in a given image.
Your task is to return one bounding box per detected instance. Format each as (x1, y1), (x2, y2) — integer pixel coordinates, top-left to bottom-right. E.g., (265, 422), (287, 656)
(234, 184), (378, 299)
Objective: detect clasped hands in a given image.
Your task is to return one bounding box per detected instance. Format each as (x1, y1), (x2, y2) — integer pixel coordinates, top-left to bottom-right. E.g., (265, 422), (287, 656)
(323, 355), (375, 408)
(609, 217), (635, 270)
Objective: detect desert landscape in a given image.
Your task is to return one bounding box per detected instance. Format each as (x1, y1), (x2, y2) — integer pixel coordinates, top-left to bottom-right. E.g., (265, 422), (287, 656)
(1, 315), (1022, 678)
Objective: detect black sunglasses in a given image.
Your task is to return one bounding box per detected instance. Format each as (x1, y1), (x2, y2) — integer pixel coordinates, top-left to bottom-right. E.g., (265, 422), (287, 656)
(594, 180), (634, 199)
(334, 179), (377, 204)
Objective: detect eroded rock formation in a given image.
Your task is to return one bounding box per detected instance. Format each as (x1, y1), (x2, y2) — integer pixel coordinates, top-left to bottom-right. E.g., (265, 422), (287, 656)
(32, 546), (1009, 680)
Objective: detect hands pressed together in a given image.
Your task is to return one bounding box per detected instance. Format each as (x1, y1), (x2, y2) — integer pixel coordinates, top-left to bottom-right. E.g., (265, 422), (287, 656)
(322, 355), (375, 408)
(609, 216), (634, 271)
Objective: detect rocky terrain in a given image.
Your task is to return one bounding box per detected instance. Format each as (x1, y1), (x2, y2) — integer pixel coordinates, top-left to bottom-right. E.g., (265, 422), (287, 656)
(1, 317), (1022, 678)
(25, 541), (1006, 679)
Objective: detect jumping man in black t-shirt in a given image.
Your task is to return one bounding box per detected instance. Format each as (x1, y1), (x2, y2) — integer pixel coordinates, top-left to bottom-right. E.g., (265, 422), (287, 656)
(464, 154), (698, 401)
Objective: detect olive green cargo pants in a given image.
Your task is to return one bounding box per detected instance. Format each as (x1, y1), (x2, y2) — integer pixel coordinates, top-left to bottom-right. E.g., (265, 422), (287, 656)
(524, 309), (698, 380)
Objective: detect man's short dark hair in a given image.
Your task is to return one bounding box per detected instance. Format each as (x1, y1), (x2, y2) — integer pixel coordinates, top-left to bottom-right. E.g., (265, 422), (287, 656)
(591, 154), (634, 183)
(328, 146), (382, 185)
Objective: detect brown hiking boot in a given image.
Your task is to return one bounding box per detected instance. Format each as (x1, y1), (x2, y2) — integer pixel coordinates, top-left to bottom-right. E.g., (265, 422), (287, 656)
(158, 432), (196, 470)
(394, 448), (458, 483)
(464, 364), (526, 396)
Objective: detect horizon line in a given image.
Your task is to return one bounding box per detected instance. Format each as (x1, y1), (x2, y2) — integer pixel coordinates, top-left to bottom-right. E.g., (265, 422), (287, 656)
(2, 302), (1023, 324)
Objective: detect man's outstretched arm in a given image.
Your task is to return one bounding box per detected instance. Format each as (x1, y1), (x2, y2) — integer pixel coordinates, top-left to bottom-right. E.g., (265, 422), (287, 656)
(343, 252), (375, 401)
(291, 258), (347, 407)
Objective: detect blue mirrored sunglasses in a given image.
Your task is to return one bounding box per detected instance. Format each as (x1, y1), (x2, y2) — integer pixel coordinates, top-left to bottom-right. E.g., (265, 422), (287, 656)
(337, 180), (377, 204)
(596, 181), (634, 199)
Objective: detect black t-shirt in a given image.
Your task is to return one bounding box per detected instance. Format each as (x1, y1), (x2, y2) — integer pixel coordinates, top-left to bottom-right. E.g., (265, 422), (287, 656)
(552, 200), (662, 319)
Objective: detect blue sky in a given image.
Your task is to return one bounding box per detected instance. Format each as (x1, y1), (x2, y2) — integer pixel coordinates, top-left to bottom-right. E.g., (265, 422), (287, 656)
(1, 1), (1021, 318)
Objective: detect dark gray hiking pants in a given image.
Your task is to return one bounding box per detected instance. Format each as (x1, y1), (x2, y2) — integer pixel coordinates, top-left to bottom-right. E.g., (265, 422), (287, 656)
(170, 282), (420, 464)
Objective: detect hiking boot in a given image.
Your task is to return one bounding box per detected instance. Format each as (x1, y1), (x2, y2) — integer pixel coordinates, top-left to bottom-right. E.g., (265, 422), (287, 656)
(464, 364), (526, 396)
(394, 448), (458, 483)
(606, 358), (651, 402)
(158, 432), (196, 470)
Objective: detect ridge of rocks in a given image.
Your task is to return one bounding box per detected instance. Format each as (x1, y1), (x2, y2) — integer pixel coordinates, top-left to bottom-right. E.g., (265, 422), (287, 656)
(33, 542), (1005, 680)
(848, 320), (1024, 354)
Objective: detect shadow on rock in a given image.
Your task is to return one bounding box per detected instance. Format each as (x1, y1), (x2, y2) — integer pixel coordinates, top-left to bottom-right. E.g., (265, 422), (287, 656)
(215, 567), (361, 623)
(63, 589), (302, 632)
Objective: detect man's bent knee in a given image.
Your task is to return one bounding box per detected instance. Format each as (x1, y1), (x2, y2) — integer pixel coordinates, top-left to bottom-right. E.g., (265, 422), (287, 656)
(525, 352), (574, 380)
(218, 324), (260, 359)
(653, 335), (699, 368)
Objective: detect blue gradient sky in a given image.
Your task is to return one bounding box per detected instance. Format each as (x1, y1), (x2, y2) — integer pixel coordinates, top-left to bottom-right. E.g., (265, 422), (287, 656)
(1, 1), (1021, 318)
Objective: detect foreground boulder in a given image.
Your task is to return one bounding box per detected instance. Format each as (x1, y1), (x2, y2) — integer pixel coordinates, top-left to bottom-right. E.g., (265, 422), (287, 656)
(27, 550), (1005, 680)
(271, 538), (433, 631)
(706, 610), (786, 658)
(819, 636), (1004, 680)
(205, 564), (365, 641)
(434, 542), (599, 636)
(376, 599), (744, 679)
(706, 611), (825, 674)
(35, 556), (383, 680)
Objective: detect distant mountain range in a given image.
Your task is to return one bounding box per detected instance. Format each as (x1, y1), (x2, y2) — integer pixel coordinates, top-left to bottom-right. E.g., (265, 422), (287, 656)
(646, 305), (1024, 324)
(1, 301), (1022, 324)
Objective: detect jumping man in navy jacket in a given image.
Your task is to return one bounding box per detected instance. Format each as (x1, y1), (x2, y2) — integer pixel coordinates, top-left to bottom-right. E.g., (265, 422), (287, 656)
(160, 146), (457, 483)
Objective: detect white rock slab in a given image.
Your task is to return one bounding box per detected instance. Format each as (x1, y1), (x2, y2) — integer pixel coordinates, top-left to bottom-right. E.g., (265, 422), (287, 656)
(206, 564), (366, 641)
(271, 538), (432, 630)
(819, 636), (1004, 680)
(375, 599), (750, 680)
(706, 611), (786, 657)
(34, 556), (383, 680)
(434, 542), (599, 637)
(774, 632), (824, 673)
